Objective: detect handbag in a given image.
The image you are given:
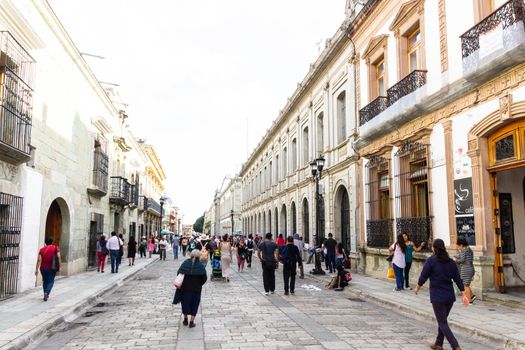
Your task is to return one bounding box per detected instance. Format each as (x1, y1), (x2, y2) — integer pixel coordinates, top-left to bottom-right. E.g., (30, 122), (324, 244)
(344, 272), (352, 282)
(343, 256), (350, 268)
(387, 266), (395, 279)
(51, 246), (60, 272)
(174, 273), (185, 289)
(386, 254), (393, 262)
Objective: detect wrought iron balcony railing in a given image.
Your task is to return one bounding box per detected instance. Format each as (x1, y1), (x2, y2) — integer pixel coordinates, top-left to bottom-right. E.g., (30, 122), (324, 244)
(146, 197), (161, 215)
(88, 149), (108, 196)
(395, 216), (432, 248)
(0, 32), (35, 164)
(387, 70), (427, 107)
(359, 96), (388, 126)
(109, 176), (130, 205)
(366, 219), (393, 248)
(460, 0), (525, 58)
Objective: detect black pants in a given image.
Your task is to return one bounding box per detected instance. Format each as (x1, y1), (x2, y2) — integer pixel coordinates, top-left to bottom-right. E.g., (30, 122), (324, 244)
(404, 261), (412, 288)
(283, 265), (296, 293)
(431, 302), (459, 349)
(159, 248), (166, 260)
(246, 250), (253, 267)
(262, 262), (276, 292)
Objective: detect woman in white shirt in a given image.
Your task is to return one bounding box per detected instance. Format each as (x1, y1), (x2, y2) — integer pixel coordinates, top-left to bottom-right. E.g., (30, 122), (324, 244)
(389, 234), (407, 291)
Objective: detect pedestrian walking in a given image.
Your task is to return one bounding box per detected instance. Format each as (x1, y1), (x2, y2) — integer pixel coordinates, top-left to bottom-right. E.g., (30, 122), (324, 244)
(257, 232), (279, 295)
(403, 233), (425, 289)
(455, 236), (476, 303)
(147, 236), (155, 258)
(219, 234), (232, 282)
(106, 232), (122, 273)
(35, 237), (61, 301)
(139, 236), (147, 258)
(117, 233), (125, 265)
(246, 234), (254, 268)
(323, 233), (337, 273)
(276, 233), (285, 247)
(415, 239), (469, 350)
(236, 237), (247, 272)
(158, 235), (168, 261)
(281, 236), (302, 295)
(174, 250), (207, 328)
(181, 236), (188, 257)
(389, 234), (407, 291)
(127, 236), (137, 266)
(173, 235), (179, 259)
(96, 235), (107, 273)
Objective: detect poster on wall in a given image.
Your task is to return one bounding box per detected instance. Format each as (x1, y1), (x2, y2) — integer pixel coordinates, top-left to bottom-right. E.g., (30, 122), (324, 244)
(456, 216), (475, 246)
(454, 178), (473, 215)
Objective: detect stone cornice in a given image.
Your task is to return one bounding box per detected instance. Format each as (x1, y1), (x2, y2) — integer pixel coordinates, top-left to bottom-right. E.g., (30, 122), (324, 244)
(143, 145), (166, 181)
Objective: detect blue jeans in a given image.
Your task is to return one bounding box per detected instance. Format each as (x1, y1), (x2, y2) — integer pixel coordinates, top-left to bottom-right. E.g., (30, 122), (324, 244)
(110, 250), (120, 273)
(393, 263), (405, 290)
(40, 268), (56, 295)
(173, 246), (179, 259)
(325, 253), (335, 273)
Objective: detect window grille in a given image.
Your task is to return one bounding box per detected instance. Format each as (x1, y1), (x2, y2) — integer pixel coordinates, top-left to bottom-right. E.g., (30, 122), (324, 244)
(0, 192), (23, 300)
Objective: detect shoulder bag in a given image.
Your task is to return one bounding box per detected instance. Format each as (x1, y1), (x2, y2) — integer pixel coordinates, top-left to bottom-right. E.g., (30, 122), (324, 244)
(51, 246), (60, 272)
(174, 273), (185, 289)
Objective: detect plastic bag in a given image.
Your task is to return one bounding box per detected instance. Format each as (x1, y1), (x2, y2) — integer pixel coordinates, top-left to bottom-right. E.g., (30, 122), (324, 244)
(387, 266), (395, 279)
(174, 273), (185, 288)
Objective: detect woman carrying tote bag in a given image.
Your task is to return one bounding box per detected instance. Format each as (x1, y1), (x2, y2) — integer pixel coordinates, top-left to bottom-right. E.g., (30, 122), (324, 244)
(35, 237), (62, 301)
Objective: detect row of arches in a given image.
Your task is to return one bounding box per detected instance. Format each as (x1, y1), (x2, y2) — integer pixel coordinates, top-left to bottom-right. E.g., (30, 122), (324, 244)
(242, 185), (350, 251)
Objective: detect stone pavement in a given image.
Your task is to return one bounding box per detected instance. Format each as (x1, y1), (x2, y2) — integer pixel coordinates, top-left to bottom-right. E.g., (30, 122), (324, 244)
(0, 255), (159, 350)
(28, 254), (500, 350)
(302, 261), (525, 349)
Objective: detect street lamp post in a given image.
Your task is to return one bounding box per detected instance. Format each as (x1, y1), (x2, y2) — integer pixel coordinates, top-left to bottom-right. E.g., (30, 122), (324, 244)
(230, 209), (234, 236)
(310, 155), (325, 275)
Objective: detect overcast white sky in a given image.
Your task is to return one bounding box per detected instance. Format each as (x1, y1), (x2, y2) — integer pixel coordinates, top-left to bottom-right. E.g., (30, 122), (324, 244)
(49, 0), (346, 224)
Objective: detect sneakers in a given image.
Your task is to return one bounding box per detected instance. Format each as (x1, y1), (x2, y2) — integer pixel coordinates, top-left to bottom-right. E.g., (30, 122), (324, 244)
(290, 291), (295, 295)
(430, 344), (443, 350)
(284, 291), (289, 295)
(393, 288), (403, 292)
(264, 292), (269, 296)
(270, 291), (275, 294)
(470, 295), (477, 304)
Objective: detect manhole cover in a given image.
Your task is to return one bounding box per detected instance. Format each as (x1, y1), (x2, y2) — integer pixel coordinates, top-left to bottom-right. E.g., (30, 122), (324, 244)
(347, 297), (365, 302)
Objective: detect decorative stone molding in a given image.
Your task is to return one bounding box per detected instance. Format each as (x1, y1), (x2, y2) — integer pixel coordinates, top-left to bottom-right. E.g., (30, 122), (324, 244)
(499, 93), (512, 120)
(438, 0), (448, 72)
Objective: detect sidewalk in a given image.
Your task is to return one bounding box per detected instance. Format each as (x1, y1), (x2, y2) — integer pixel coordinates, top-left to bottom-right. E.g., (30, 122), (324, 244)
(303, 263), (525, 350)
(0, 256), (159, 350)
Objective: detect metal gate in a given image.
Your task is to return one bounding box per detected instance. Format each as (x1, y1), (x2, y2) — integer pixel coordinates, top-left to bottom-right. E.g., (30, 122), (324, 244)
(341, 189), (351, 253)
(0, 192), (23, 300)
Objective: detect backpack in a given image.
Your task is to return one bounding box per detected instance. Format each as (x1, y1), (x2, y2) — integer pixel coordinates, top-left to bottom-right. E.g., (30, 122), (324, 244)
(247, 239), (254, 249)
(279, 245), (289, 264)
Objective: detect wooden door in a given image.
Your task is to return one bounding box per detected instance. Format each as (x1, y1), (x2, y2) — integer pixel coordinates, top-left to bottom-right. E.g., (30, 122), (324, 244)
(45, 200), (62, 247)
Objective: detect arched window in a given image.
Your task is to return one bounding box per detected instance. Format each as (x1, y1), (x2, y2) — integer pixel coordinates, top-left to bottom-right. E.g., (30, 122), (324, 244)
(291, 201), (297, 234)
(316, 112), (324, 155)
(302, 127), (309, 166)
(302, 198), (310, 243)
(291, 139), (297, 171)
(337, 91), (347, 144)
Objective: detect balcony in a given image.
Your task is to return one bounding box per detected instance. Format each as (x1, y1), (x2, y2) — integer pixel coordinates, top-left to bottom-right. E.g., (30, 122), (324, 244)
(386, 70), (427, 107)
(461, 0), (525, 77)
(359, 96), (388, 126)
(0, 32), (35, 165)
(87, 149), (108, 197)
(109, 176), (130, 206)
(145, 197), (161, 216)
(396, 216), (432, 248)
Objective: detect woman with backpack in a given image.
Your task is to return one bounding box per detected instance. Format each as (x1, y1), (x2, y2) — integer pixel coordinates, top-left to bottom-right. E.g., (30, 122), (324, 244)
(35, 237), (62, 301)
(389, 234), (407, 291)
(96, 235), (107, 272)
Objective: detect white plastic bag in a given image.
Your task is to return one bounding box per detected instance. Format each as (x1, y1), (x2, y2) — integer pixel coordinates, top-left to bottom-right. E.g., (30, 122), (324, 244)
(174, 273), (185, 289)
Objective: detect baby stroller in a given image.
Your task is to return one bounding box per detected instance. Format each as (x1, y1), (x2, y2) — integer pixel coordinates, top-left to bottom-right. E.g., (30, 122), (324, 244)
(211, 249), (224, 281)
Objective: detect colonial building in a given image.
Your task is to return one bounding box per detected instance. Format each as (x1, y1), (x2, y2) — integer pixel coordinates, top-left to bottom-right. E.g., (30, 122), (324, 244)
(205, 176), (242, 236)
(354, 0), (525, 296)
(240, 6), (360, 260)
(0, 0), (169, 299)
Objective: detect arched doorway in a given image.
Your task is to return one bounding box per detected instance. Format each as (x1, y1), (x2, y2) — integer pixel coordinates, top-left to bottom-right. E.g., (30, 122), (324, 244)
(274, 208), (278, 236)
(334, 186), (350, 252)
(280, 204), (287, 237)
(263, 212), (266, 233)
(302, 198), (310, 243)
(45, 200), (62, 247)
(268, 210), (272, 235)
(44, 198), (70, 263)
(291, 201), (297, 234)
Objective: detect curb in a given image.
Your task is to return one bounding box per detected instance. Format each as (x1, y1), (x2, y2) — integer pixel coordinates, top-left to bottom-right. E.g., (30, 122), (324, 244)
(2, 257), (159, 350)
(304, 272), (525, 350)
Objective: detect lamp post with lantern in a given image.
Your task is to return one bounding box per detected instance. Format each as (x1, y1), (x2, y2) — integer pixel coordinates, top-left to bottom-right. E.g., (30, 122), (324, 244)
(310, 155), (326, 275)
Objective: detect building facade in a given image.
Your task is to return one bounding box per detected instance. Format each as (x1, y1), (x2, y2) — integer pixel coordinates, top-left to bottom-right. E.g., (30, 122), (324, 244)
(240, 0), (525, 296)
(0, 0), (169, 300)
(205, 177), (242, 236)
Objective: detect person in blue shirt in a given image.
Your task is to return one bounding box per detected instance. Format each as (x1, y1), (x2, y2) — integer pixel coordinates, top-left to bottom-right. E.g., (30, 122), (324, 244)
(415, 239), (469, 350)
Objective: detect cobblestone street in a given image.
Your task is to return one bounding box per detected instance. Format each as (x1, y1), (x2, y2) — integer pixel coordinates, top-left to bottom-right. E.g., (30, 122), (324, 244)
(27, 254), (501, 350)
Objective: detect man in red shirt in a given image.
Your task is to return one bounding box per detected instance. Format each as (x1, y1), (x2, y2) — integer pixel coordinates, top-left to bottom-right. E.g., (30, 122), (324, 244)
(35, 237), (62, 301)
